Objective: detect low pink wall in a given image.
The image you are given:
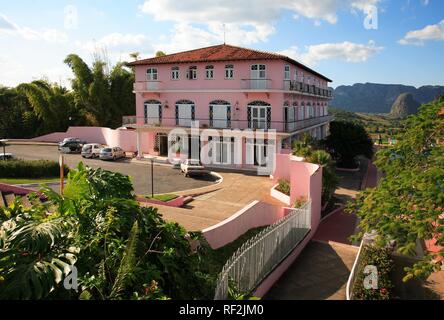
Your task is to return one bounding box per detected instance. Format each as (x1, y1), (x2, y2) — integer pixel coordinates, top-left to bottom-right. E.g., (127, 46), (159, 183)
(32, 127), (137, 152)
(250, 153), (322, 297)
(202, 200), (285, 249)
(137, 196), (185, 207)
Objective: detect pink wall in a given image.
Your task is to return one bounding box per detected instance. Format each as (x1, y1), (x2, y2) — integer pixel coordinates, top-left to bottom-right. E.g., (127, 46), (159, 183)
(251, 153), (322, 297)
(33, 127), (138, 152)
(202, 200), (285, 249)
(134, 58), (330, 131)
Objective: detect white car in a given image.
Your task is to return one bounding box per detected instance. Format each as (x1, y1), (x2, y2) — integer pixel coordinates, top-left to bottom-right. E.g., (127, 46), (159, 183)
(81, 143), (102, 158)
(180, 159), (207, 177)
(0, 152), (14, 160)
(99, 147), (126, 161)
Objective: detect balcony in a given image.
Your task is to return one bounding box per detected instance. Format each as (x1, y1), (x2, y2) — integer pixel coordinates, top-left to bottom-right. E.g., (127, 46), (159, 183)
(133, 81), (162, 92)
(241, 78), (272, 90)
(122, 115), (333, 133)
(283, 80), (332, 98)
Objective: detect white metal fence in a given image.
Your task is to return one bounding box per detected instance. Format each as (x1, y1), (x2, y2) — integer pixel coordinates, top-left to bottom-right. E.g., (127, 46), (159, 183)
(214, 201), (312, 300)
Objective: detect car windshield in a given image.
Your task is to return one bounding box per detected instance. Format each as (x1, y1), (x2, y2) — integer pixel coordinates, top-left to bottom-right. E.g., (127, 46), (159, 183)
(82, 145), (91, 151)
(102, 148), (112, 152)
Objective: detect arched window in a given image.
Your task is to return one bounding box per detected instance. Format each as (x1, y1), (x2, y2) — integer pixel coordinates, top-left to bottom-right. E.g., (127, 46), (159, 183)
(247, 101), (271, 129)
(209, 100), (231, 128)
(175, 100), (195, 126)
(144, 100), (162, 125)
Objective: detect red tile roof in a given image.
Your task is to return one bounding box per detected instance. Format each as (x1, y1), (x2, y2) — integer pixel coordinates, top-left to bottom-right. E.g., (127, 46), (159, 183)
(127, 44), (332, 82)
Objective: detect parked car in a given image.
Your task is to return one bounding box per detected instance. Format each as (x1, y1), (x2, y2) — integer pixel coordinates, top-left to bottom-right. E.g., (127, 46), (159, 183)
(0, 153), (15, 160)
(180, 159), (207, 177)
(81, 143), (102, 158)
(58, 140), (83, 154)
(99, 147), (126, 161)
(58, 137), (86, 148)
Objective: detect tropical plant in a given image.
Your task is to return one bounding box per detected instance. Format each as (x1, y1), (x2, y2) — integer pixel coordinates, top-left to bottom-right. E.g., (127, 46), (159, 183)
(348, 96), (444, 280)
(306, 150), (339, 205)
(17, 80), (76, 134)
(323, 121), (374, 168)
(0, 163), (214, 300)
(64, 54), (135, 128)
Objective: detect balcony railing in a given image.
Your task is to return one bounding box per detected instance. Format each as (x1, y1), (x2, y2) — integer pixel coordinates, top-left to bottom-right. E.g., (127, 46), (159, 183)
(241, 78), (272, 90)
(133, 79), (333, 98)
(133, 81), (162, 91)
(283, 80), (332, 98)
(122, 115), (333, 133)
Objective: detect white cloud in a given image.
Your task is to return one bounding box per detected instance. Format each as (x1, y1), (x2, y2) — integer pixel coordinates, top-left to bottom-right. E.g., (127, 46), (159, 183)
(399, 19), (444, 45)
(0, 13), (68, 43)
(279, 40), (383, 66)
(140, 0), (381, 52)
(77, 33), (150, 52)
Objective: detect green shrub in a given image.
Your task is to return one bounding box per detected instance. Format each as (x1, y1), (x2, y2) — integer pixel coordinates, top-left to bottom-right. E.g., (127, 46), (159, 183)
(352, 245), (394, 300)
(276, 179), (290, 196)
(0, 159), (68, 178)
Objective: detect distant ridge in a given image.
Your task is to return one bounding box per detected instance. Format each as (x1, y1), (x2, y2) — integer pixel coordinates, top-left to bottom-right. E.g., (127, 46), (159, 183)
(330, 83), (444, 113)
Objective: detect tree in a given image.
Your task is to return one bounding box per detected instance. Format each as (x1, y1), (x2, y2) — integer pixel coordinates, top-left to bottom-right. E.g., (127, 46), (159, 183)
(129, 52), (140, 61)
(155, 51), (166, 57)
(324, 121), (374, 168)
(348, 96), (444, 280)
(64, 54), (135, 128)
(17, 80), (76, 135)
(0, 86), (40, 138)
(292, 134), (339, 206)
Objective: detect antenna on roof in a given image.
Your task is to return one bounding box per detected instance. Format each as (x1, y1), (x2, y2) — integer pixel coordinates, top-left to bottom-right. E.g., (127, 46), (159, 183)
(223, 23), (226, 44)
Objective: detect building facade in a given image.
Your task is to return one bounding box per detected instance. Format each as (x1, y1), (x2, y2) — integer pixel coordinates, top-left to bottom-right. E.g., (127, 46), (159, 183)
(125, 44), (333, 169)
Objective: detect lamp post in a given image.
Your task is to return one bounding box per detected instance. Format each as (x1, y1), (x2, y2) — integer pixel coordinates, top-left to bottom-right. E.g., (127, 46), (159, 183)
(148, 156), (155, 198)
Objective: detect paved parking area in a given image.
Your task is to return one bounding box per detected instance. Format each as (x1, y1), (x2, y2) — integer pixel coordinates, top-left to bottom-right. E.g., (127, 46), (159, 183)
(5, 143), (217, 195)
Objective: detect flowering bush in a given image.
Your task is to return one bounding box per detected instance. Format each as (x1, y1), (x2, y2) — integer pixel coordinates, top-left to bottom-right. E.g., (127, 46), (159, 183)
(352, 245), (394, 300)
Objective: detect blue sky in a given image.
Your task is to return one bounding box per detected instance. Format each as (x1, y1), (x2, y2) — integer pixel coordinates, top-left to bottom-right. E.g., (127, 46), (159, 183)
(0, 0), (443, 88)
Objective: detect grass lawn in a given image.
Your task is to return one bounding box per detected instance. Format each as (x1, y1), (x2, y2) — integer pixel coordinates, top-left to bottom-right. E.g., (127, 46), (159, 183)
(146, 193), (179, 202)
(0, 177), (60, 185)
(203, 227), (266, 277)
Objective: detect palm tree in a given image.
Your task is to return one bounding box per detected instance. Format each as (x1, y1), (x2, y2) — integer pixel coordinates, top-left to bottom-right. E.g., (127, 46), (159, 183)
(17, 80), (73, 134)
(129, 52), (140, 61)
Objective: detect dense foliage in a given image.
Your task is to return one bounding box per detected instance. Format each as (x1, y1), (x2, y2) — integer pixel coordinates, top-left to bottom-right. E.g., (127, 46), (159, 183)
(348, 96), (444, 280)
(64, 55), (135, 128)
(0, 54), (135, 139)
(324, 121), (374, 168)
(0, 160), (68, 178)
(292, 134), (339, 205)
(352, 245), (394, 300)
(0, 163), (215, 299)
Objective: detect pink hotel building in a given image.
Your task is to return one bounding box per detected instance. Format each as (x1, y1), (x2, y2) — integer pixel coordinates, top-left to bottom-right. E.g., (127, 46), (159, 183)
(125, 44), (333, 168)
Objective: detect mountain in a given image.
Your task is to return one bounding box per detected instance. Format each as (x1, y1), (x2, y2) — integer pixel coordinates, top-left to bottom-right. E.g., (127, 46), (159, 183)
(390, 93), (420, 118)
(330, 83), (444, 113)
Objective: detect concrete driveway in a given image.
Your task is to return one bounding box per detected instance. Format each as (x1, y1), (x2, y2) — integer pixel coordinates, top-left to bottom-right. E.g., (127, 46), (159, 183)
(5, 143), (217, 195)
(5, 142), (280, 231)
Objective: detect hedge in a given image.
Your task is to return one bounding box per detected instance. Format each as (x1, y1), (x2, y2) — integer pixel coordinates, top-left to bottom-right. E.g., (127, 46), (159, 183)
(352, 245), (394, 300)
(0, 160), (69, 178)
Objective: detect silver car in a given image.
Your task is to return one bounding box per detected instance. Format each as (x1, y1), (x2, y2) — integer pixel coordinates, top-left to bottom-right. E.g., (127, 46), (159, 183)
(81, 143), (102, 158)
(99, 147), (126, 161)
